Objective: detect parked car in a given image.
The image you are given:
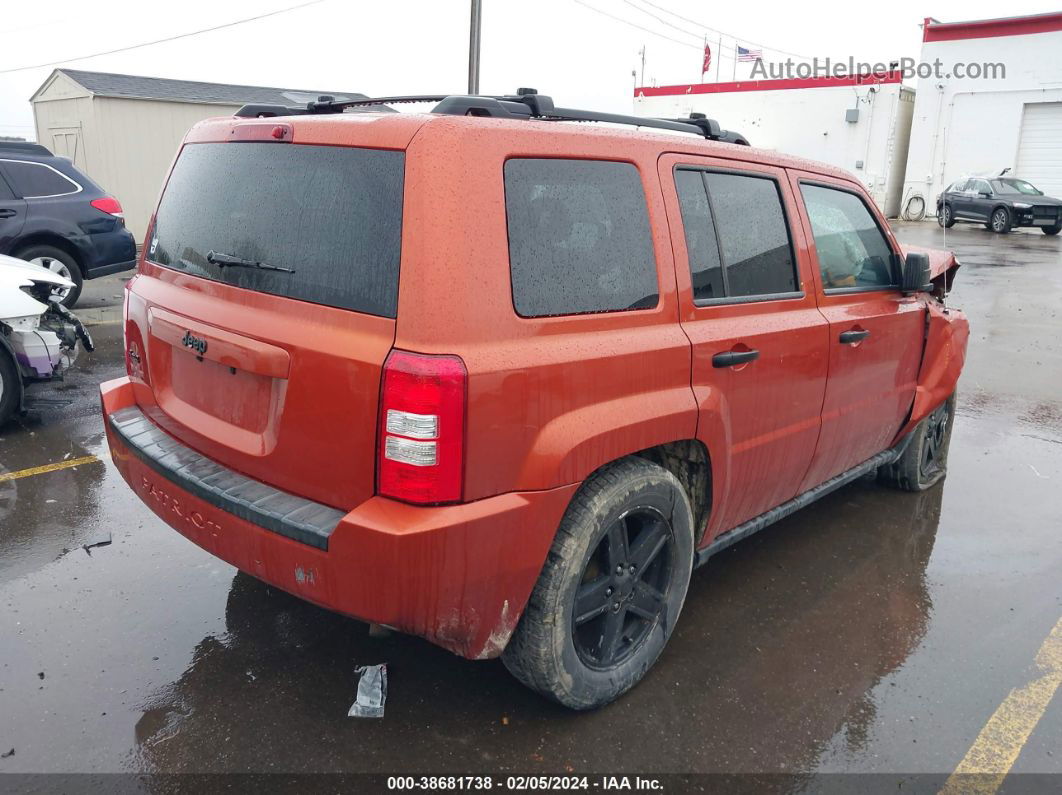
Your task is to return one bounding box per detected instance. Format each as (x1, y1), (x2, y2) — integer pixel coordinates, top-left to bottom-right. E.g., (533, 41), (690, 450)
(0, 254), (94, 426)
(100, 90), (969, 710)
(0, 142), (137, 307)
(937, 175), (1062, 234)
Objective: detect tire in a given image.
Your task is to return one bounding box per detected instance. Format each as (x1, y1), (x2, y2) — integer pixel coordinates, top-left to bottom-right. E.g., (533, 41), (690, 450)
(13, 244), (83, 307)
(937, 204), (955, 228)
(990, 207), (1012, 234)
(502, 457), (695, 710)
(0, 349), (19, 427)
(1043, 224), (1061, 236)
(878, 393), (956, 492)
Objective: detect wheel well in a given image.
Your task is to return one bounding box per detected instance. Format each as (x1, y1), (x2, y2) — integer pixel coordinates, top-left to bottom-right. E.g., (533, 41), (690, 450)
(12, 234), (83, 270)
(635, 440), (712, 545)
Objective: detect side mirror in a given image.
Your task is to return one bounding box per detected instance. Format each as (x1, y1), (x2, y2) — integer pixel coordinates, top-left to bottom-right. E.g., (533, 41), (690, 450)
(902, 252), (932, 294)
(979, 190), (992, 198)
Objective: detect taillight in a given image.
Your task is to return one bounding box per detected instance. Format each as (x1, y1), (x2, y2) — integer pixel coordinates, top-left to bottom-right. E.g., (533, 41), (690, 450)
(90, 197), (124, 218)
(377, 350), (467, 505)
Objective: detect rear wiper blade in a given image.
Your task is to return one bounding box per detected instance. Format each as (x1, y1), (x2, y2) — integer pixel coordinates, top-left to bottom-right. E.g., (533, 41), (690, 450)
(206, 250), (295, 273)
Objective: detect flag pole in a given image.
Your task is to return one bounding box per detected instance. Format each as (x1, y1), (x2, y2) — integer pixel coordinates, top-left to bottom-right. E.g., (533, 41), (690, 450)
(467, 0), (482, 94)
(716, 35), (722, 82)
(732, 42), (737, 82)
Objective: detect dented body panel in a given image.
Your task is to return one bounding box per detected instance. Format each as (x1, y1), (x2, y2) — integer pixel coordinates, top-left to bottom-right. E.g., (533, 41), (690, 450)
(900, 243), (961, 299)
(102, 375), (577, 660)
(894, 300), (969, 442)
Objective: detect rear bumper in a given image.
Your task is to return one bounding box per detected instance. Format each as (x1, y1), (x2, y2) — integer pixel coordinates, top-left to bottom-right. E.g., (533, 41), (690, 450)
(101, 376), (577, 660)
(80, 228), (137, 278)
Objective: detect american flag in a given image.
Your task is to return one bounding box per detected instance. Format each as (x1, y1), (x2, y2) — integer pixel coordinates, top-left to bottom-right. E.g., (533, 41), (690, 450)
(737, 45), (762, 62)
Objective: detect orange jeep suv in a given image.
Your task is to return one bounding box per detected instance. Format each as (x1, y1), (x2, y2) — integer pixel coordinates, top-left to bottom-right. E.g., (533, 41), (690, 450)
(101, 90), (969, 709)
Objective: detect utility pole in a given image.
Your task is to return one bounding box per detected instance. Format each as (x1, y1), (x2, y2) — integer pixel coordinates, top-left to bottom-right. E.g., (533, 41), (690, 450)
(468, 0), (482, 95)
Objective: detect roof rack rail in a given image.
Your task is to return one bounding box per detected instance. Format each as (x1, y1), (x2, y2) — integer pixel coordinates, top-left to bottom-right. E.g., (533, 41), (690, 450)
(234, 89), (750, 145)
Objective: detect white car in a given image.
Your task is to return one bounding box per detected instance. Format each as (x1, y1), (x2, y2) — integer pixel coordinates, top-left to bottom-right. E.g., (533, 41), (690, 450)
(0, 253), (94, 425)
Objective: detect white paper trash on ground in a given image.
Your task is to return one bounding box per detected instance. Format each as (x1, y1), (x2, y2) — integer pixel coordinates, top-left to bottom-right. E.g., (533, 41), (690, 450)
(348, 664), (387, 718)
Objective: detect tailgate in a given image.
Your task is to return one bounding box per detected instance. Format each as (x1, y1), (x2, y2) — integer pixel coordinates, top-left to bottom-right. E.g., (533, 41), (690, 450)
(124, 131), (408, 511)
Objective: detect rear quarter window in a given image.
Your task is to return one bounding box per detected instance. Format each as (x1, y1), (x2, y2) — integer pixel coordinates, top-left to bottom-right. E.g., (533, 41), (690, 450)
(150, 142), (404, 318)
(503, 158), (659, 317)
(1, 160), (81, 198)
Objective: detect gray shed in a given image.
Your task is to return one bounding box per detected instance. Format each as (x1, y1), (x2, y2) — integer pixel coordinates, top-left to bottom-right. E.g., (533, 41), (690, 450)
(30, 69), (368, 239)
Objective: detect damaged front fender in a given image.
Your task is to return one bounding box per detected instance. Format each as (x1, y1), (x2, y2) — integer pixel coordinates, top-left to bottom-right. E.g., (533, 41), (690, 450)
(896, 300), (970, 441)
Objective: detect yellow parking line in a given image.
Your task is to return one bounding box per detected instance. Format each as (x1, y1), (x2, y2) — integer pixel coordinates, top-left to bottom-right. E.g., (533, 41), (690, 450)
(940, 615), (1062, 795)
(0, 455), (100, 482)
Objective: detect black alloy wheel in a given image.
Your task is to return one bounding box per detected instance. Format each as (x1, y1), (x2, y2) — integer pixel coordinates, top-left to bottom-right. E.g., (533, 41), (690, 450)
(572, 506), (674, 669)
(991, 207), (1012, 233)
(919, 400), (950, 483)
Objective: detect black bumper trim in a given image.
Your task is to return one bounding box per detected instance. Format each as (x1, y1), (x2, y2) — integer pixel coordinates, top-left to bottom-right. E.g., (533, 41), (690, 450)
(108, 406), (345, 550)
(85, 259), (137, 279)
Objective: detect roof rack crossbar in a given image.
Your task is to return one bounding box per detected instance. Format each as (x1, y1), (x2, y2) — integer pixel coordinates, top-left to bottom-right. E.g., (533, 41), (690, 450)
(234, 89), (750, 145)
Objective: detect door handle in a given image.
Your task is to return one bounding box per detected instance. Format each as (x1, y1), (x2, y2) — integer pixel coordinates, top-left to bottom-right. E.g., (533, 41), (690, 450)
(839, 329), (871, 343)
(0, 209), (17, 219)
(712, 349), (759, 368)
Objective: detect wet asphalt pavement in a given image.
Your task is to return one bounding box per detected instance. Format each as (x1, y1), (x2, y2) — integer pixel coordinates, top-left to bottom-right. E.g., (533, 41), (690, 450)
(0, 222), (1060, 787)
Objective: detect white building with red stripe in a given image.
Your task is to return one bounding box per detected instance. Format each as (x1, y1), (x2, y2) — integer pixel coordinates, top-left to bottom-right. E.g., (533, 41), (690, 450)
(634, 72), (915, 216)
(900, 12), (1062, 220)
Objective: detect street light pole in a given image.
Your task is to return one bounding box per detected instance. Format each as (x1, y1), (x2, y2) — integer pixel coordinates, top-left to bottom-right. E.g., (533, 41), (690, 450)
(468, 0), (482, 95)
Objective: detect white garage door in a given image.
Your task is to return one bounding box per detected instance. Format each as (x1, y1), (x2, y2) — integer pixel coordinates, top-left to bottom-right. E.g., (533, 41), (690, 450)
(1015, 102), (1062, 197)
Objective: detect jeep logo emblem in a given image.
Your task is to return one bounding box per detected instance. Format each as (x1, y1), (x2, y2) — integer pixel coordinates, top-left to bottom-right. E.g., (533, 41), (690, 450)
(182, 331), (208, 355)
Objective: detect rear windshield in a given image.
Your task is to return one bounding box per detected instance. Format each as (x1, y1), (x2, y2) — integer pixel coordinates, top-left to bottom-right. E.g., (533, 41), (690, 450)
(150, 142), (404, 317)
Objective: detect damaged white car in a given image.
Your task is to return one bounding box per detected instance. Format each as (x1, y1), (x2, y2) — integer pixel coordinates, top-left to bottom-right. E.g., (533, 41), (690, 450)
(0, 253), (94, 425)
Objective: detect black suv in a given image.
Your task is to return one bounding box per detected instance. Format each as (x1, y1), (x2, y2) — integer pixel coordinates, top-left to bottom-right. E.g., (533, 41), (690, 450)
(0, 142), (137, 306)
(937, 175), (1062, 235)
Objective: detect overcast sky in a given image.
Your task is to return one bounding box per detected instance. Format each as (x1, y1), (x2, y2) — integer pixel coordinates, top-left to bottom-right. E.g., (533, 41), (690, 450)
(1, 0), (1059, 140)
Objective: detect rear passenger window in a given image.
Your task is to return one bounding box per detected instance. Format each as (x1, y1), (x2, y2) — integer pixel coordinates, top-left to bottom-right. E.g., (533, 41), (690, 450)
(504, 159), (659, 317)
(1, 160), (80, 198)
(800, 184), (898, 290)
(674, 168), (797, 302)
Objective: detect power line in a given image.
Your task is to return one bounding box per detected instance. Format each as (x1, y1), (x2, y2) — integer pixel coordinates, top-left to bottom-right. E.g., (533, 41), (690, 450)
(573, 0), (701, 51)
(619, 0), (702, 43)
(635, 0), (813, 60)
(576, 0), (796, 66)
(620, 0), (763, 64)
(0, 0), (325, 75)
